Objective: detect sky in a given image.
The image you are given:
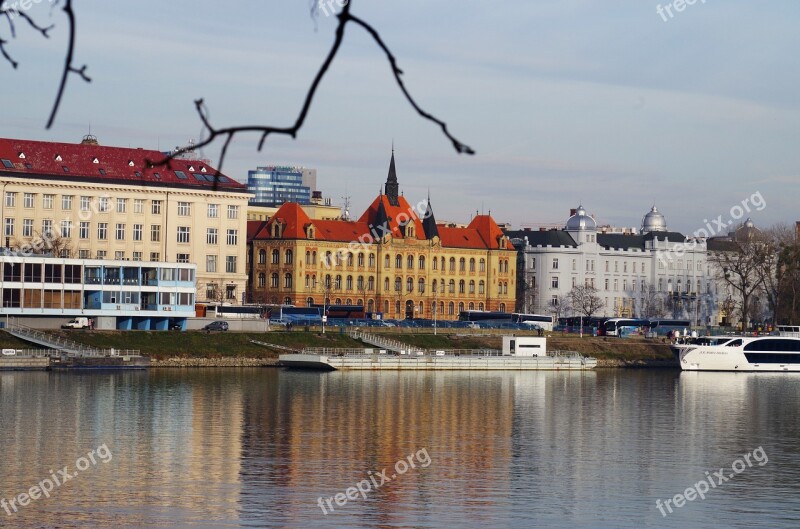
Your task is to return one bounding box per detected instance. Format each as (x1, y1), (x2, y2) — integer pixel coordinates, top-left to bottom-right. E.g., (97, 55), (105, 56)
(0, 0), (798, 234)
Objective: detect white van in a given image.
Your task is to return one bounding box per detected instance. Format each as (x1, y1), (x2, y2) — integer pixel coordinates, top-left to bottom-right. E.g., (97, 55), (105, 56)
(61, 317), (90, 329)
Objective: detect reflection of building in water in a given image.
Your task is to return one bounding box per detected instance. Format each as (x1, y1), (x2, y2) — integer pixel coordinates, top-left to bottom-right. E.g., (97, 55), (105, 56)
(237, 371), (520, 525)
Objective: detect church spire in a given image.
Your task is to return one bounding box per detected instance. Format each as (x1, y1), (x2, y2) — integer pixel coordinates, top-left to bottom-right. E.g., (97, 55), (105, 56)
(385, 148), (399, 206)
(422, 194), (439, 239)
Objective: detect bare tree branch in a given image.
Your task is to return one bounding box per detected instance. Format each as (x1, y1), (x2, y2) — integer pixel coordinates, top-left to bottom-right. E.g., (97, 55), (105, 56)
(154, 0), (474, 178)
(47, 0), (91, 129)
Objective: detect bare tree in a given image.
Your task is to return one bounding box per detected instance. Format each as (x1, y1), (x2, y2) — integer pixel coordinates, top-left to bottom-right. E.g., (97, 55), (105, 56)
(639, 282), (666, 319)
(758, 223), (800, 325)
(547, 294), (571, 321)
(568, 285), (604, 318)
(708, 229), (770, 330)
(2, 1), (472, 173)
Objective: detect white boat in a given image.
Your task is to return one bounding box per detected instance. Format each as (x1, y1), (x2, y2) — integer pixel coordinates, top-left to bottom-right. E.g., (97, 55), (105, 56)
(673, 330), (800, 372)
(279, 336), (597, 371)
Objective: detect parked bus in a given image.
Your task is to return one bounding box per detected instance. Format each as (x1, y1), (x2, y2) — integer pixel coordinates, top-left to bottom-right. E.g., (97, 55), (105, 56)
(458, 311), (512, 323)
(648, 319), (691, 336)
(604, 318), (650, 337)
(512, 313), (554, 331)
(314, 304), (366, 319)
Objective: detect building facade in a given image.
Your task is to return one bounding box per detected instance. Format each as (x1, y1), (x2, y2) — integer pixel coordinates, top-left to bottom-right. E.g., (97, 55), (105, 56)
(247, 166), (315, 206)
(0, 252), (196, 329)
(0, 136), (250, 303)
(247, 153), (517, 319)
(508, 205), (728, 325)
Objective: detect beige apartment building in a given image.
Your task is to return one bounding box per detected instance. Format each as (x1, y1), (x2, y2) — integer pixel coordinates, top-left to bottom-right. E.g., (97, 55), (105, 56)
(0, 136), (252, 303)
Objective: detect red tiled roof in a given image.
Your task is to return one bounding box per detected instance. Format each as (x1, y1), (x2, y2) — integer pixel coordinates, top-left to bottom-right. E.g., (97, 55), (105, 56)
(252, 201), (513, 251)
(358, 194), (425, 239)
(0, 137), (247, 192)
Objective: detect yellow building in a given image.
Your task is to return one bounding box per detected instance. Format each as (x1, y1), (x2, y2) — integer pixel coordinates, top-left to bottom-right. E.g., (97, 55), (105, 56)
(247, 153), (516, 319)
(0, 136), (251, 303)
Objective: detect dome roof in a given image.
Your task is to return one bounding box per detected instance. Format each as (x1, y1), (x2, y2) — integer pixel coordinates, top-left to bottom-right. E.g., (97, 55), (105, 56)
(565, 205), (596, 231)
(641, 206), (667, 233)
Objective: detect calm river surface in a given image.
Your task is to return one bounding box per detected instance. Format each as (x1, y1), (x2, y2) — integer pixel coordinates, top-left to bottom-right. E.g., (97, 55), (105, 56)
(1, 368), (799, 528)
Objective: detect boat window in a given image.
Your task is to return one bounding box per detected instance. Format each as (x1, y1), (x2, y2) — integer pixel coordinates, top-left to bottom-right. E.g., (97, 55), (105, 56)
(726, 339), (742, 347)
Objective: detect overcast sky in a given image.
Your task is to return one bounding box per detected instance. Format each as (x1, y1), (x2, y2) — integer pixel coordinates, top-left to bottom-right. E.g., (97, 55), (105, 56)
(1, 0), (798, 234)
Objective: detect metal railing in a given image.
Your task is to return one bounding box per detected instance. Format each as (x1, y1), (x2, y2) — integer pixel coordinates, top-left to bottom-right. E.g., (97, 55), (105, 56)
(348, 330), (409, 353)
(3, 318), (140, 357)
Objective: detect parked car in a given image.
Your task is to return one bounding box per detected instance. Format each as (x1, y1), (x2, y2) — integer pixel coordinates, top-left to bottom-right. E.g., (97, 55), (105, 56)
(203, 321), (229, 332)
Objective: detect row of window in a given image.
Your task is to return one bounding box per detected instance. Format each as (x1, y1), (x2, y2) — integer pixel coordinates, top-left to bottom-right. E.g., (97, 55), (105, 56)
(255, 249), (510, 274)
(543, 257), (707, 274)
(290, 298), (506, 317)
(3, 193), (240, 218)
(3, 219), (238, 246)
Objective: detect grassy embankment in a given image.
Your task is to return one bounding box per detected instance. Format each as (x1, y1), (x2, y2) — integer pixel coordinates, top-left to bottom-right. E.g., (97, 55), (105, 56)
(0, 329), (676, 366)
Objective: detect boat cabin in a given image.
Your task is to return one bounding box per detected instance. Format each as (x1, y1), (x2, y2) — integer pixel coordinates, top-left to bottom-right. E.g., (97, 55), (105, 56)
(502, 336), (546, 357)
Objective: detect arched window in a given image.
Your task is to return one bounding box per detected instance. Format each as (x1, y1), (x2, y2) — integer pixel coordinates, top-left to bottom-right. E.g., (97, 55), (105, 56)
(459, 258), (466, 272)
(325, 251), (333, 267)
(432, 257), (437, 270)
(270, 273), (279, 288)
(305, 251), (311, 265)
(449, 258), (456, 271)
(271, 249), (280, 264)
(478, 302), (484, 311)
(432, 279), (438, 293)
(448, 280), (455, 293)
(418, 301), (424, 314)
(395, 301), (401, 314)
(357, 253), (365, 267)
(479, 280), (485, 294)
(346, 275), (353, 290)
(407, 255), (414, 269)
(469, 258), (475, 272)
(258, 273), (265, 288)
(459, 280), (465, 294)
(367, 299), (374, 312)
(418, 278), (425, 293)
(357, 276), (364, 290)
(394, 277), (402, 292)
(396, 254), (403, 268)
(347, 253), (354, 267)
(285, 249), (293, 264)
(469, 280), (475, 294)
(448, 302), (455, 315)
(440, 301), (445, 315)
(469, 302), (474, 310)
(458, 302), (464, 313)
(346, 298), (352, 305)
(419, 256), (425, 270)
(499, 303), (506, 312)
(406, 277), (413, 292)
(384, 254), (390, 268)
(334, 275), (342, 290)
(384, 300), (389, 313)
(324, 274), (331, 289)
(312, 251), (317, 264)
(367, 277), (375, 291)
(335, 298), (342, 304)
(384, 277), (390, 291)
(258, 249), (266, 264)
(368, 253), (375, 268)
(479, 258), (486, 272)
(307, 297), (314, 306)
(356, 298), (363, 306)
(284, 296), (292, 305)
(284, 273), (293, 288)
(441, 257), (445, 270)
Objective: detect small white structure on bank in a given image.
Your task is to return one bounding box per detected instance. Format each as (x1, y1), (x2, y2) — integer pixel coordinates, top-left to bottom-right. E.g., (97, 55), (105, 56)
(502, 336), (546, 357)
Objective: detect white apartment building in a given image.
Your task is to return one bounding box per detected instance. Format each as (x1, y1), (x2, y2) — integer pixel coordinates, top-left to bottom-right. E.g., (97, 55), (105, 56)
(508, 205), (728, 325)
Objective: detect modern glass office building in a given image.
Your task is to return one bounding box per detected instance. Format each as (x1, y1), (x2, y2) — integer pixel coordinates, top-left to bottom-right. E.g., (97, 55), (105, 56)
(247, 166), (313, 206)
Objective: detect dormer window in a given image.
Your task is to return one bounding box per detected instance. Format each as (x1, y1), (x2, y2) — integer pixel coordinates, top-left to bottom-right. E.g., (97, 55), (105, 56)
(92, 157), (99, 164)
(55, 155), (62, 162)
(17, 152), (25, 159)
(188, 165), (195, 172)
(306, 224), (315, 239)
(128, 160), (135, 167)
(200, 166), (207, 173)
(406, 224), (415, 238)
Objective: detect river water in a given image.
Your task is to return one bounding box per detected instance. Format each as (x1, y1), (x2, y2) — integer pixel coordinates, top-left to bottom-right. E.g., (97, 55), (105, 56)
(1, 368), (799, 528)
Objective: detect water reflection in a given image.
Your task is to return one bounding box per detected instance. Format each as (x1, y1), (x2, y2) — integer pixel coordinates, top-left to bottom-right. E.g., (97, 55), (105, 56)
(1, 369), (799, 528)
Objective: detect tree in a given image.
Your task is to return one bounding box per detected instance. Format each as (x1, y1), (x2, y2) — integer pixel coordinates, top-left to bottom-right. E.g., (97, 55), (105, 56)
(1, 1), (472, 172)
(547, 294), (571, 321)
(639, 282), (666, 319)
(708, 227), (770, 330)
(759, 223), (800, 325)
(568, 285), (604, 318)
